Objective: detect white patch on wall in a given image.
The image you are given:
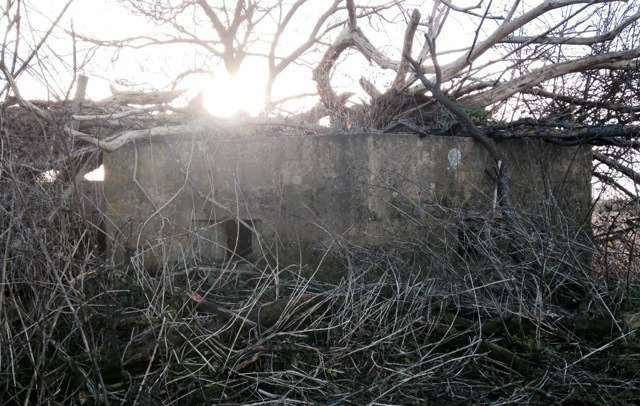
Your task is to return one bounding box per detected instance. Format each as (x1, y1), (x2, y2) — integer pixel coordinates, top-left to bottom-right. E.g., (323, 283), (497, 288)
(84, 165), (105, 182)
(447, 148), (462, 170)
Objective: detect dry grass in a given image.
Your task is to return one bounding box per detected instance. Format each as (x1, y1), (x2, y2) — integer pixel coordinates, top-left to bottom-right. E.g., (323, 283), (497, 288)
(2, 107), (640, 405)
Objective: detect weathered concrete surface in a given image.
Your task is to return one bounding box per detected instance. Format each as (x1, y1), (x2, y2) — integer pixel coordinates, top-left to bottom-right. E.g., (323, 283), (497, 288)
(103, 129), (591, 267)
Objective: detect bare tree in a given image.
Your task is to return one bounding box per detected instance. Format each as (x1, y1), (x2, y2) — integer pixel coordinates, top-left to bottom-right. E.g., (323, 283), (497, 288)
(80, 0), (401, 111)
(6, 1), (640, 204)
(73, 1), (638, 123)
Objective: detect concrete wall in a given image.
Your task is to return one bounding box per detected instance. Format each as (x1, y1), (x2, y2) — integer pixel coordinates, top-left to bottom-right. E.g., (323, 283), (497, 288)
(102, 130), (592, 267)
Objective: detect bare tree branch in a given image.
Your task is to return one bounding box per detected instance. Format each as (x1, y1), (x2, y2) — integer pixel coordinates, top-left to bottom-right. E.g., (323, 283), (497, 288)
(594, 171), (638, 200)
(595, 151), (640, 185)
(0, 0), (74, 94)
(391, 9), (421, 91)
(196, 0), (246, 73)
(460, 48), (640, 107)
(417, 0), (622, 83)
(0, 62), (50, 120)
(359, 77), (382, 98)
(66, 123), (210, 152)
(501, 9), (640, 45)
(99, 87), (187, 106)
(346, 0), (357, 31)
(525, 87), (640, 113)
(265, 0), (342, 110)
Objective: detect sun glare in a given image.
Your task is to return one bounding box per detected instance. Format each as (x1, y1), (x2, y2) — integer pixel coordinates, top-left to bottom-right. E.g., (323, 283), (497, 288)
(203, 66), (265, 117)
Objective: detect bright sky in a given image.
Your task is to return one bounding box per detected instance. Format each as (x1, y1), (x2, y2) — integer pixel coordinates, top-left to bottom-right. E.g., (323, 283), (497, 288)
(18, 0), (488, 116)
(14, 1), (612, 117)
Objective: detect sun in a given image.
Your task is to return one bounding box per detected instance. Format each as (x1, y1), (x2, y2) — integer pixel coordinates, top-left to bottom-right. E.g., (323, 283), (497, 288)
(202, 65), (266, 118)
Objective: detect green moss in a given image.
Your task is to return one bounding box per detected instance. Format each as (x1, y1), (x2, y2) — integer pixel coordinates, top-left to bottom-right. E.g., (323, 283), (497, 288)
(464, 107), (491, 125)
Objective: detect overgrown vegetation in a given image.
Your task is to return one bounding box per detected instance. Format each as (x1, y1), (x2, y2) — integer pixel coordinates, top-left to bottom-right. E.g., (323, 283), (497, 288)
(3, 0), (640, 404)
(2, 136), (640, 404)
